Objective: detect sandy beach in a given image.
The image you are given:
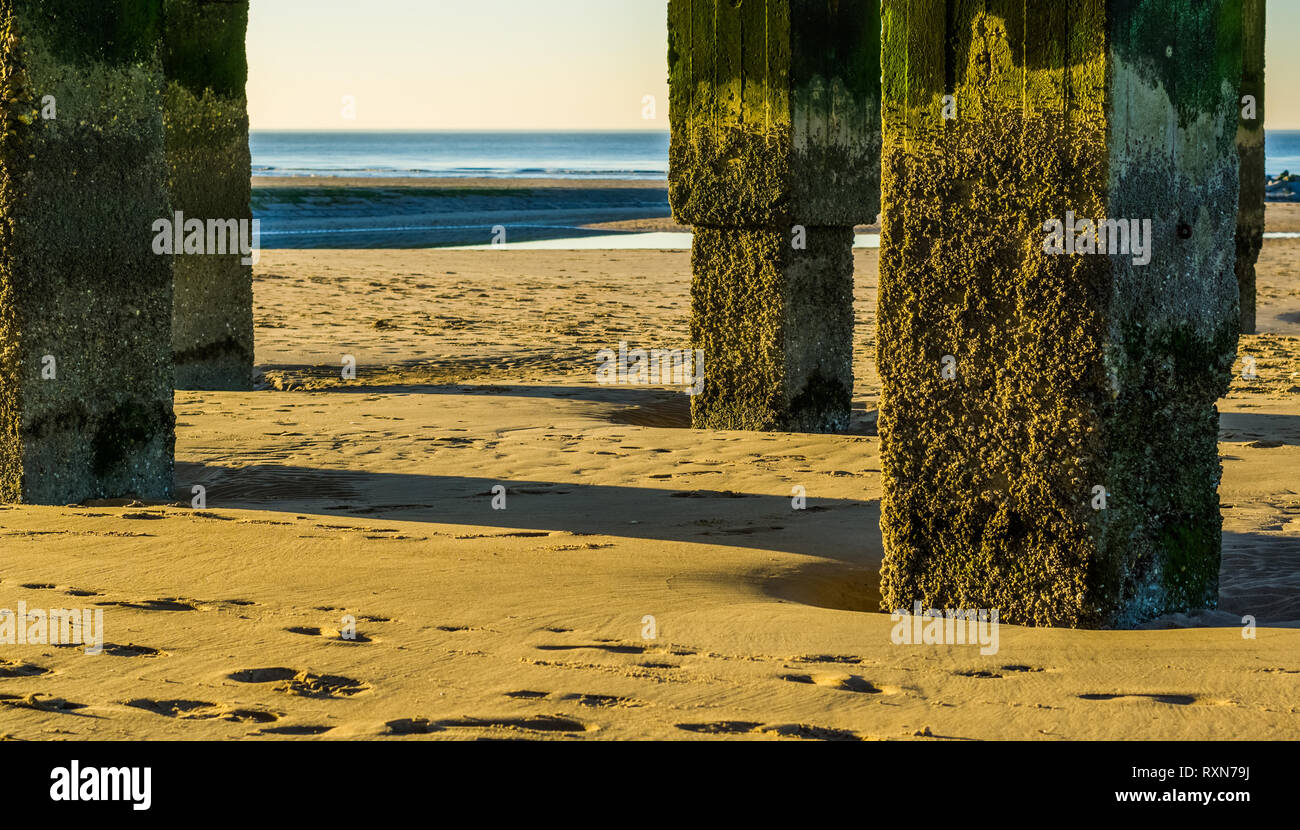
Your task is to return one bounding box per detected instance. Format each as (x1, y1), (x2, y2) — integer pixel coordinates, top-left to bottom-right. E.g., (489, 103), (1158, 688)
(0, 198), (1295, 740)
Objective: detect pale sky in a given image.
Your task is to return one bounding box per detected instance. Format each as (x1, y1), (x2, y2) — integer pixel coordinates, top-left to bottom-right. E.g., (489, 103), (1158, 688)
(247, 0), (671, 130)
(247, 0), (1300, 131)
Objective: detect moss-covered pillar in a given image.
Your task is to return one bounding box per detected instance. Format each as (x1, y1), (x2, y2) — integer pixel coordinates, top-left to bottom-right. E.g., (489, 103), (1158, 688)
(878, 0), (1242, 628)
(0, 0), (175, 504)
(1236, 0), (1265, 335)
(163, 0), (252, 390)
(668, 0), (880, 432)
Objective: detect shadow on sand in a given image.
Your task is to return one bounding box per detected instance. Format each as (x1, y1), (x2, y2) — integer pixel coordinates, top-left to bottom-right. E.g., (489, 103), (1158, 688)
(175, 462), (882, 563)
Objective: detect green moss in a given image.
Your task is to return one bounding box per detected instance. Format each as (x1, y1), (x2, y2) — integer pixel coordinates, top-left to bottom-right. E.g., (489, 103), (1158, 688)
(878, 0), (1239, 628)
(161, 0), (246, 97)
(669, 1), (873, 433)
(164, 3), (252, 391)
(791, 0), (880, 102)
(1158, 523), (1220, 610)
(1235, 0), (1265, 334)
(689, 226), (853, 432)
(1, 0), (174, 503)
(1110, 0), (1243, 129)
(18, 0), (162, 66)
(668, 0), (880, 227)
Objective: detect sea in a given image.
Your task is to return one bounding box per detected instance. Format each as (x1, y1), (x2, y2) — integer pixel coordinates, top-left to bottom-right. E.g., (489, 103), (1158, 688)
(250, 129), (1300, 181)
(249, 130), (1300, 249)
(1266, 130), (1300, 176)
(250, 131), (670, 181)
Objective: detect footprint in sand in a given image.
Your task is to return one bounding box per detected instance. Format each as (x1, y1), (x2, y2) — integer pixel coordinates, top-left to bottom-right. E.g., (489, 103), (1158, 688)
(0, 661), (51, 678)
(125, 699), (280, 723)
(229, 667), (299, 683)
(100, 598), (197, 612)
(386, 714), (592, 736)
(535, 643), (645, 655)
(676, 721), (864, 741)
(228, 666), (370, 699)
(781, 673), (884, 694)
(1079, 693), (1196, 705)
(791, 654), (867, 665)
(257, 725), (335, 736)
(285, 626), (374, 644)
(0, 693), (87, 713)
(676, 720), (763, 735)
(277, 671), (369, 699)
(100, 643), (164, 658)
(560, 693), (643, 708)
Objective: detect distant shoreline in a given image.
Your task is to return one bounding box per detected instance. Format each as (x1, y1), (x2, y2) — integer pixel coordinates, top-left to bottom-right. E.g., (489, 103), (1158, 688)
(248, 176), (1300, 248)
(252, 175), (668, 190)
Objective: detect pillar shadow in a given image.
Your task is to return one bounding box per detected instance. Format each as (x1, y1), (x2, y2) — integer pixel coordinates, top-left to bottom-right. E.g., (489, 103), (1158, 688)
(1218, 530), (1300, 624)
(1219, 411), (1300, 447)
(248, 379), (880, 434)
(175, 462), (881, 562)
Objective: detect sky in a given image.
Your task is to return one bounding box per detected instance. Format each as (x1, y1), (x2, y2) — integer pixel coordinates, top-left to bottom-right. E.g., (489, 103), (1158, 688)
(246, 0), (671, 130)
(247, 0), (1300, 131)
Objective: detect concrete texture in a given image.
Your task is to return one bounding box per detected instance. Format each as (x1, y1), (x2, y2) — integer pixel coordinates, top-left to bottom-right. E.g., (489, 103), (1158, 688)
(690, 227), (854, 432)
(668, 0), (880, 431)
(164, 0), (252, 390)
(1236, 0), (1265, 335)
(878, 0), (1242, 628)
(0, 0), (174, 504)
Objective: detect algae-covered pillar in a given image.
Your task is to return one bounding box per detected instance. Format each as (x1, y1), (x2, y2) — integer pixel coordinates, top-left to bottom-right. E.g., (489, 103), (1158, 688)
(0, 0), (175, 504)
(1236, 0), (1265, 335)
(668, 0), (881, 432)
(878, 0), (1242, 628)
(163, 0), (253, 390)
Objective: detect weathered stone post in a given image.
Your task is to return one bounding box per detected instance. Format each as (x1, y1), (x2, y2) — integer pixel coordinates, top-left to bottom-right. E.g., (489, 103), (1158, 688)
(878, 0), (1242, 627)
(1236, 0), (1265, 335)
(0, 0), (175, 504)
(163, 0), (253, 389)
(668, 0), (880, 432)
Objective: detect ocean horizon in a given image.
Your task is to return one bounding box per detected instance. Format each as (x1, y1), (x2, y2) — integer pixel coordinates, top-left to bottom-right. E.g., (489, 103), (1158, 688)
(251, 129), (1300, 181)
(250, 130), (671, 180)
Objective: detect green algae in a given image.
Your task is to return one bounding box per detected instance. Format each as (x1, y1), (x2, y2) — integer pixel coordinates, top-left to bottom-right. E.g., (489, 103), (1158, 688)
(161, 0), (246, 97)
(690, 226), (854, 432)
(0, 0), (174, 503)
(669, 1), (877, 432)
(878, 0), (1240, 628)
(1235, 0), (1265, 334)
(668, 0), (879, 228)
(17, 0), (161, 67)
(164, 0), (252, 391)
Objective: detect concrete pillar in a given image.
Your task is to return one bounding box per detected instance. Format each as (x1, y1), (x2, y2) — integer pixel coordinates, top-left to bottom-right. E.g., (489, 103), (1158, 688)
(1236, 0), (1265, 335)
(668, 0), (880, 432)
(163, 0), (253, 390)
(0, 0), (174, 504)
(878, 0), (1242, 627)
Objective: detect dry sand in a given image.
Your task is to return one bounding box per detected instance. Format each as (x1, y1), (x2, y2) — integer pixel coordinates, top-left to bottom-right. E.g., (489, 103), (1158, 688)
(0, 216), (1297, 741)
